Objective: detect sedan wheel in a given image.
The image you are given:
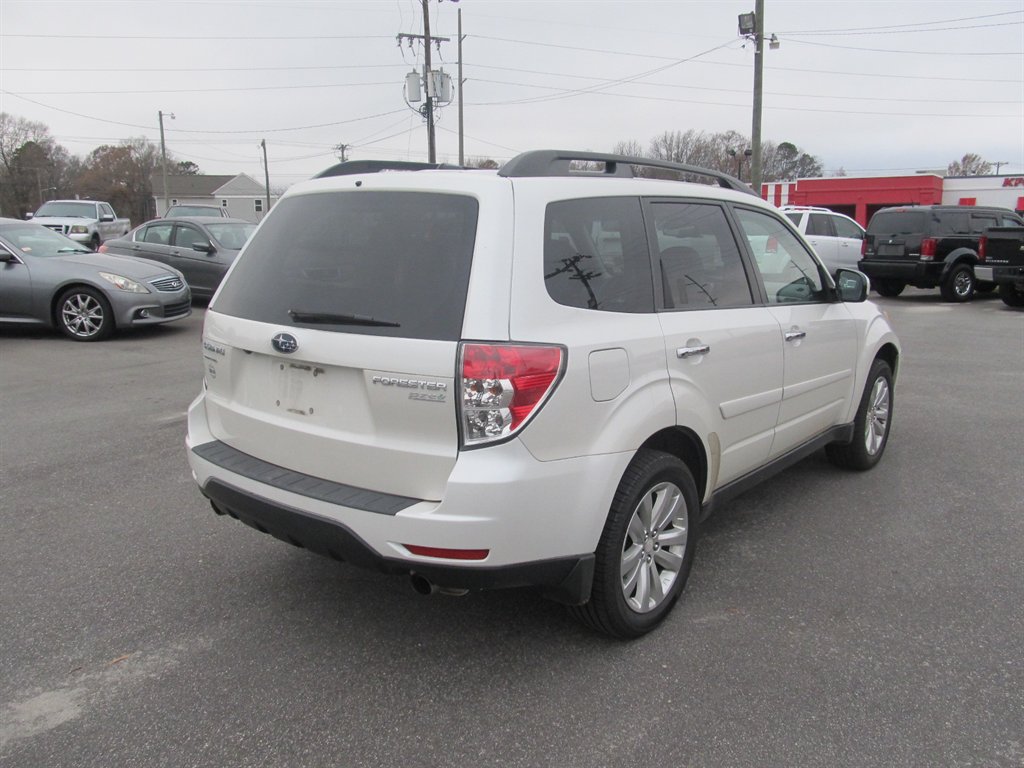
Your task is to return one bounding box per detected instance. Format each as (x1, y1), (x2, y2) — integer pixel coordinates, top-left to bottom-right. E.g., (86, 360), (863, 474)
(57, 287), (114, 341)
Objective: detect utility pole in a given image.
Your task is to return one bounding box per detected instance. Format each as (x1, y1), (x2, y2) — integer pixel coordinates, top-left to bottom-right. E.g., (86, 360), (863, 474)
(458, 7), (465, 166)
(421, 0), (436, 163)
(993, 161), (1008, 174)
(335, 143), (349, 162)
(397, 2), (450, 162)
(158, 110), (175, 215)
(750, 0), (764, 194)
(261, 139), (271, 218)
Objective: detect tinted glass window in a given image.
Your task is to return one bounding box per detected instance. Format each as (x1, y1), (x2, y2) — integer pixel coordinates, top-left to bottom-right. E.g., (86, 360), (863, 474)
(140, 222), (173, 245)
(650, 202), (752, 309)
(868, 211), (927, 235)
(832, 216), (864, 239)
(174, 225), (207, 249)
(784, 213), (801, 226)
(1001, 215), (1024, 227)
(734, 207), (827, 304)
(807, 213), (834, 237)
(933, 212), (970, 235)
(212, 192), (478, 341)
(969, 214), (998, 234)
(544, 197), (653, 313)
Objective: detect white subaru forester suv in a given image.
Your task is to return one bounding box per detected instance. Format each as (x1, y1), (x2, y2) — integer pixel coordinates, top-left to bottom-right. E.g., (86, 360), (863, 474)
(187, 151), (900, 638)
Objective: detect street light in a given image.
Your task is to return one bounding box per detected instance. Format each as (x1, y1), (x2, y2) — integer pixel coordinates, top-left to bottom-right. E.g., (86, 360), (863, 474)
(158, 110), (175, 215)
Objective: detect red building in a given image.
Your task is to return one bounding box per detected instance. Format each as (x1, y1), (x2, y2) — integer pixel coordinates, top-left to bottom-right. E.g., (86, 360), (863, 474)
(762, 174), (1024, 227)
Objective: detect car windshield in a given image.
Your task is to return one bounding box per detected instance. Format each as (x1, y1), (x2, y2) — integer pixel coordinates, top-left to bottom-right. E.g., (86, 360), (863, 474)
(167, 206), (221, 217)
(35, 202), (97, 218)
(206, 222), (257, 250)
(1, 224), (92, 256)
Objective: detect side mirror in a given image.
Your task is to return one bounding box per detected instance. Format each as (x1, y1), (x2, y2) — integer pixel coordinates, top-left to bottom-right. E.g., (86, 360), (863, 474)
(100, 214), (115, 222)
(835, 268), (869, 302)
(192, 241), (215, 254)
(24, 212), (34, 220)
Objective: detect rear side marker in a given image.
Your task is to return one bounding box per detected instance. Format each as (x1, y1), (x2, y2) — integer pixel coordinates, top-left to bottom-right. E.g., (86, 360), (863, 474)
(404, 545), (490, 561)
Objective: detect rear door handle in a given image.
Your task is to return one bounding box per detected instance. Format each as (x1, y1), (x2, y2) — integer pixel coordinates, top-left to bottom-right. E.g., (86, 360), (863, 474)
(677, 344), (710, 359)
(784, 330), (806, 342)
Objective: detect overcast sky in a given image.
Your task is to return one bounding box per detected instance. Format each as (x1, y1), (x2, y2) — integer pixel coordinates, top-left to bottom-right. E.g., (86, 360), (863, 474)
(2, 0), (1022, 187)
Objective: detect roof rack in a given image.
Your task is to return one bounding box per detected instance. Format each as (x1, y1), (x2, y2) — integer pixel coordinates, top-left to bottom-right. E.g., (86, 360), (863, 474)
(314, 160), (466, 178)
(498, 150), (757, 196)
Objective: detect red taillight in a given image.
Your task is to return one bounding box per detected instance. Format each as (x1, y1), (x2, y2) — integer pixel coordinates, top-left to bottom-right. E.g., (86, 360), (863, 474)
(460, 343), (564, 447)
(97, 244), (109, 253)
(920, 237), (937, 261)
(765, 236), (778, 253)
(861, 238), (868, 257)
(978, 236), (987, 262)
(404, 545), (489, 561)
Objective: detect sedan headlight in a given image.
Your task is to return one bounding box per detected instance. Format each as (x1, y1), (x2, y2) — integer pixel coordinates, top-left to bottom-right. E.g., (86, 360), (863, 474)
(70, 225), (89, 234)
(99, 272), (150, 293)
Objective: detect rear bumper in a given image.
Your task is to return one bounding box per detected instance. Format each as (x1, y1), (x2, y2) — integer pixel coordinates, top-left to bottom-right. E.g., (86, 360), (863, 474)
(976, 265), (1024, 283)
(187, 393), (629, 604)
(200, 478), (594, 604)
(858, 259), (941, 286)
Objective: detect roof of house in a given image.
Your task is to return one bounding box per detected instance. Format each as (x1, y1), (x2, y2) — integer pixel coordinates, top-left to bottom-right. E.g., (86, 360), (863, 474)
(150, 173), (268, 198)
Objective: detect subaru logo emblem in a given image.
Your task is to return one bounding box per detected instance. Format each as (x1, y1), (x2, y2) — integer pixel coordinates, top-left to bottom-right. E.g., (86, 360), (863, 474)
(271, 332), (298, 354)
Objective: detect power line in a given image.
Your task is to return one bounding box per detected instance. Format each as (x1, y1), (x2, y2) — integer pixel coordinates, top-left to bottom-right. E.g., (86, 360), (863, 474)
(1, 32), (393, 40)
(782, 20), (1022, 37)
(0, 91), (409, 134)
(777, 10), (1022, 35)
(782, 39), (1022, 56)
(14, 81), (396, 96)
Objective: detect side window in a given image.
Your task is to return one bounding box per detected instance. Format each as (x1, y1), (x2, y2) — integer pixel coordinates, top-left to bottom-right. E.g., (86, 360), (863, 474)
(173, 225), (206, 249)
(141, 222), (173, 245)
(649, 202), (753, 309)
(255, 199), (264, 214)
(1001, 215), (1023, 227)
(784, 212), (802, 227)
(832, 216), (864, 240)
(100, 204), (114, 217)
(969, 214), (998, 234)
(807, 213), (835, 237)
(544, 197), (653, 313)
(934, 212), (970, 235)
(733, 207), (828, 305)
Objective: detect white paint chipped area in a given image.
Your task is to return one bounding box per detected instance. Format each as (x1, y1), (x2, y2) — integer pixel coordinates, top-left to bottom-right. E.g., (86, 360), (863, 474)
(0, 639), (211, 751)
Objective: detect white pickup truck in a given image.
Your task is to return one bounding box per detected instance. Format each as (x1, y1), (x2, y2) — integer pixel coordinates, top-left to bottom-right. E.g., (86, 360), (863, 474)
(29, 200), (131, 250)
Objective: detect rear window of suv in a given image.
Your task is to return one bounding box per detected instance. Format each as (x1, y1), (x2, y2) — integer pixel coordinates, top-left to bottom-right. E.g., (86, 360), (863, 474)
(868, 211), (927, 235)
(211, 191), (479, 340)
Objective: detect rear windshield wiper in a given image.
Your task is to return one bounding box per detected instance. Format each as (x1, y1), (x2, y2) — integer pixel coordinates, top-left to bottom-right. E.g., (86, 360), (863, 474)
(288, 309), (400, 327)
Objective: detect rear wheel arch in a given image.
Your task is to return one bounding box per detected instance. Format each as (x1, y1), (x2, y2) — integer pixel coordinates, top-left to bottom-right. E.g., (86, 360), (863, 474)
(639, 427), (708, 504)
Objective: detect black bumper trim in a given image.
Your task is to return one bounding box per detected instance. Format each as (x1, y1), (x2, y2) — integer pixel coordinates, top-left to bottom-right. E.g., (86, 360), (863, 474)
(191, 440), (421, 516)
(202, 479), (595, 605)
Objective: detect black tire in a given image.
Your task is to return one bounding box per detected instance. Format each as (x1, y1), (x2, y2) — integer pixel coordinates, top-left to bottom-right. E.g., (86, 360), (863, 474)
(90, 233), (101, 251)
(940, 263), (975, 302)
(874, 279), (906, 297)
(55, 286), (115, 341)
(999, 283), (1024, 307)
(826, 358), (893, 471)
(570, 450), (699, 639)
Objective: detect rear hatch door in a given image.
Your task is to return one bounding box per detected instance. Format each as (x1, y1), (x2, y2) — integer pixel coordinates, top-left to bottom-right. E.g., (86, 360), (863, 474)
(200, 187), (481, 501)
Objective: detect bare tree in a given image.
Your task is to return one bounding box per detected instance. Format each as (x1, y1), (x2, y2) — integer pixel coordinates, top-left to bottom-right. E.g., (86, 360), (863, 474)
(947, 153), (992, 177)
(465, 156), (499, 169)
(0, 113), (73, 217)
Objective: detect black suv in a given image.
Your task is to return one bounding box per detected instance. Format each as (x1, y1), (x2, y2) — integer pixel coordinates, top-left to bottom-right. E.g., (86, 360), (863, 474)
(859, 205), (1024, 301)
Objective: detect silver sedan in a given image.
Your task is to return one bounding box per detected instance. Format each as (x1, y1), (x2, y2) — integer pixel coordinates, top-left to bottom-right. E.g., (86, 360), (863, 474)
(0, 217), (191, 341)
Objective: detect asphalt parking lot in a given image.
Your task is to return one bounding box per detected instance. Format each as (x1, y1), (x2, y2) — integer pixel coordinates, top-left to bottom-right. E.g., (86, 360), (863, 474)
(1, 290), (1022, 768)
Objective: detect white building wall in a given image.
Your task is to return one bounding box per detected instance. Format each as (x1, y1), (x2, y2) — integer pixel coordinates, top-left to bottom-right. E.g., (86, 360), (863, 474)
(941, 175), (1024, 210)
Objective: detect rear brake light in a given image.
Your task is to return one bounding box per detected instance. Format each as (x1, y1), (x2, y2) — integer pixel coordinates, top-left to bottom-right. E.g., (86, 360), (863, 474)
(98, 244), (109, 253)
(978, 236), (987, 262)
(920, 237), (937, 261)
(861, 238), (867, 257)
(459, 342), (564, 447)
